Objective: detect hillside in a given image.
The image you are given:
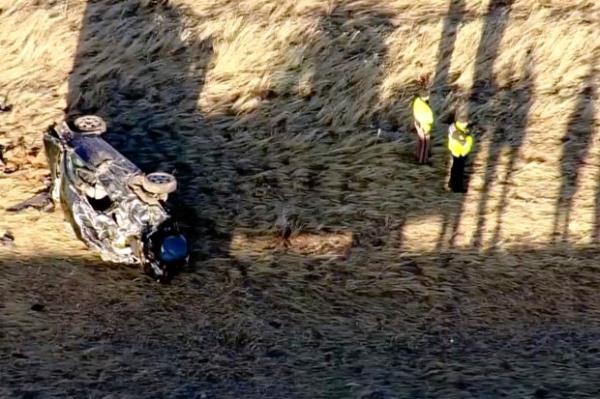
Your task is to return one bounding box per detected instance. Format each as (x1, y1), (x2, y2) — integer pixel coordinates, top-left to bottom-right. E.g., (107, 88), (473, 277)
(1, 0), (599, 397)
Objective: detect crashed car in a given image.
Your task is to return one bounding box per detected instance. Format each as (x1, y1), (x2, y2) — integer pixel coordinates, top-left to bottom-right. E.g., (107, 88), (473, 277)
(43, 115), (189, 282)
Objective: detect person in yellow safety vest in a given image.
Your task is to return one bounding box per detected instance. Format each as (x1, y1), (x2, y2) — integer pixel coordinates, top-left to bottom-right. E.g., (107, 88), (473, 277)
(411, 95), (434, 164)
(447, 121), (473, 193)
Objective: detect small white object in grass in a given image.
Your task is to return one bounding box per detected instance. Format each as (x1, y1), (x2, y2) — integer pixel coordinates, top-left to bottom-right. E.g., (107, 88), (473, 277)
(377, 128), (381, 137)
(180, 28), (191, 42)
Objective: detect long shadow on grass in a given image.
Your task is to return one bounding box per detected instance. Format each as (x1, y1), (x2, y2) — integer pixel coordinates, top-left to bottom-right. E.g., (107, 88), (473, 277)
(430, 0), (465, 105)
(553, 61), (597, 242)
(437, 0), (516, 251)
(202, 4), (398, 260)
(4, 247), (600, 398)
(431, 0), (465, 252)
(67, 1), (238, 260)
(485, 49), (535, 249)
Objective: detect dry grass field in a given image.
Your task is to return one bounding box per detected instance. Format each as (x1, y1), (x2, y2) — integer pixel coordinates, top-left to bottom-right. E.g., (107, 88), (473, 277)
(1, 0), (599, 397)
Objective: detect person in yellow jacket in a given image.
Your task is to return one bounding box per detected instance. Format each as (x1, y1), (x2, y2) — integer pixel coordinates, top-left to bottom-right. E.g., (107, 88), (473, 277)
(447, 120), (473, 192)
(411, 95), (434, 164)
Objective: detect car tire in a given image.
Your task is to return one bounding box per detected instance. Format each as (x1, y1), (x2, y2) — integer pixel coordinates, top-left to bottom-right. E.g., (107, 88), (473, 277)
(73, 115), (107, 135)
(142, 172), (177, 195)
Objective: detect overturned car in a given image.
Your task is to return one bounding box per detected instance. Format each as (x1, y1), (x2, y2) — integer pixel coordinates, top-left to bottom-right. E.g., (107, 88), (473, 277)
(44, 115), (189, 282)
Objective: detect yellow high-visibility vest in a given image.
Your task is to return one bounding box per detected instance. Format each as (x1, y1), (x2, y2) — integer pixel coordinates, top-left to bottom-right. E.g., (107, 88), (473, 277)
(412, 96), (434, 135)
(448, 122), (473, 157)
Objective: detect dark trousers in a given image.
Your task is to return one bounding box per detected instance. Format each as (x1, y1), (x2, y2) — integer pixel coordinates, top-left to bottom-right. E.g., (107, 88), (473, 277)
(449, 155), (467, 193)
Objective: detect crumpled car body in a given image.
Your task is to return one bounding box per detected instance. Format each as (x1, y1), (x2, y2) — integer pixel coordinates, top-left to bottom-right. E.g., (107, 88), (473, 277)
(43, 115), (189, 282)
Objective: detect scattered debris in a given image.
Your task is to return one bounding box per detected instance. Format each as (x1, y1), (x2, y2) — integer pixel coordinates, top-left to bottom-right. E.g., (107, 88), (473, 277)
(274, 206), (303, 245)
(268, 320), (282, 329)
(30, 304), (45, 312)
(0, 94), (12, 113)
(0, 165), (18, 174)
(0, 140), (20, 174)
(0, 231), (14, 246)
(6, 191), (54, 212)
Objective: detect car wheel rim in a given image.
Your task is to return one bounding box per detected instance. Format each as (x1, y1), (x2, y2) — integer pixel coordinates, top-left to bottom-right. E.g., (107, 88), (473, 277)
(76, 116), (102, 131)
(148, 174), (173, 185)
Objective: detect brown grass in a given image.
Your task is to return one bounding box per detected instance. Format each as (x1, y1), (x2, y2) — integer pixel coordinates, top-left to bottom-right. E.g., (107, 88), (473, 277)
(1, 0), (599, 397)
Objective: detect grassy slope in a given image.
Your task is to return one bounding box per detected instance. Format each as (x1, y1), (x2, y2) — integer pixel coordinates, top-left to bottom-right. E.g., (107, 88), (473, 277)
(1, 0), (599, 397)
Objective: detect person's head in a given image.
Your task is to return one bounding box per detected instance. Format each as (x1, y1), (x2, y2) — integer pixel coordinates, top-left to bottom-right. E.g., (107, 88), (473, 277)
(143, 220), (189, 283)
(454, 121), (469, 134)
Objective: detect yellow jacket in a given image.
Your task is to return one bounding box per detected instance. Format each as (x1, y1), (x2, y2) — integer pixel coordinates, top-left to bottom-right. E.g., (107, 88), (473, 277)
(412, 96), (434, 135)
(448, 121), (473, 157)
